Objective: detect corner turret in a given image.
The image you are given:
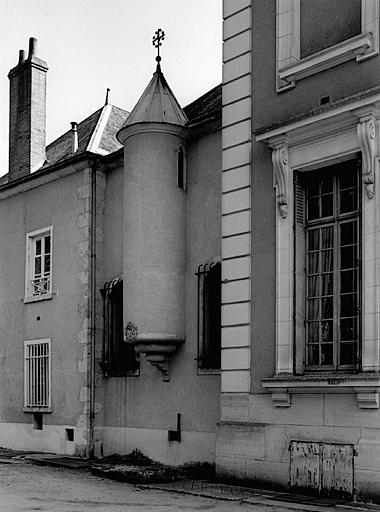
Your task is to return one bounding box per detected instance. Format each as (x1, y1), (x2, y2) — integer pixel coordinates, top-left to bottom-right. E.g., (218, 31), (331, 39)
(117, 31), (188, 381)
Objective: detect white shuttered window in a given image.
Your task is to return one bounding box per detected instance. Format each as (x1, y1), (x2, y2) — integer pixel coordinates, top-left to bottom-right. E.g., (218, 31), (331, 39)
(25, 226), (53, 301)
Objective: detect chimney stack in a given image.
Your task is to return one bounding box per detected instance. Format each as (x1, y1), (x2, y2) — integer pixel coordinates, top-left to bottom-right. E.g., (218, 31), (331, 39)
(8, 37), (48, 181)
(70, 122), (78, 153)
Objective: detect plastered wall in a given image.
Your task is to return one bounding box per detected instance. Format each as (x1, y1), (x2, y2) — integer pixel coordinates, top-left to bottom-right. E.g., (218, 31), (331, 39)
(0, 167), (94, 455)
(251, 0), (380, 131)
(101, 128), (221, 464)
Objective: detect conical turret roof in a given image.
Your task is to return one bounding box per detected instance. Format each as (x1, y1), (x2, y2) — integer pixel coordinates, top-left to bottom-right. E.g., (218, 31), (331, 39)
(124, 63), (188, 127)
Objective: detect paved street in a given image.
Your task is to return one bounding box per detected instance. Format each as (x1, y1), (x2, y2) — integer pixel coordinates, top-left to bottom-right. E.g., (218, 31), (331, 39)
(0, 460), (299, 512)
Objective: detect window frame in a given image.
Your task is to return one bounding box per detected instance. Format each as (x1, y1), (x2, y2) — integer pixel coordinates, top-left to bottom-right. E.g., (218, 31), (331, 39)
(196, 260), (222, 374)
(276, 0), (379, 91)
(100, 277), (139, 377)
(25, 226), (53, 303)
(296, 162), (362, 373)
(255, 94), (380, 407)
(24, 338), (52, 413)
(177, 145), (187, 191)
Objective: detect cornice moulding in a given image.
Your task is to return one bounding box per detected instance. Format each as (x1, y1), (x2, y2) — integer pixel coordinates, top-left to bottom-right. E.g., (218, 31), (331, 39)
(255, 92), (380, 148)
(262, 375), (380, 408)
(279, 33), (372, 86)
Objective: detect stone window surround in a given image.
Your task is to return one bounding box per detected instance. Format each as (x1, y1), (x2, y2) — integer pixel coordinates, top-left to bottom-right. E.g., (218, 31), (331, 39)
(255, 93), (380, 408)
(24, 226), (53, 303)
(276, 0), (379, 92)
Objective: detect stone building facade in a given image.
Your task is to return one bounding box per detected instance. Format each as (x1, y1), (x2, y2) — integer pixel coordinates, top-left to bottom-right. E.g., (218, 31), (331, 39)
(3, 1), (380, 501)
(218, 0), (380, 500)
(0, 37), (222, 465)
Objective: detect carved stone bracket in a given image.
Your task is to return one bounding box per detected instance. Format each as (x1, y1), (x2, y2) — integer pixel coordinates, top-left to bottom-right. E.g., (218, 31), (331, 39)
(136, 344), (179, 382)
(272, 145), (289, 218)
(354, 387), (380, 409)
(357, 117), (376, 199)
(125, 332), (184, 382)
(145, 353), (171, 382)
(271, 390), (291, 408)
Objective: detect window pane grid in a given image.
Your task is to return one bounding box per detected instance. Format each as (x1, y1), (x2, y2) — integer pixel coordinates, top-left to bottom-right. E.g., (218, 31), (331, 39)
(338, 219), (359, 366)
(306, 225), (335, 367)
(305, 165), (360, 370)
(32, 234), (51, 296)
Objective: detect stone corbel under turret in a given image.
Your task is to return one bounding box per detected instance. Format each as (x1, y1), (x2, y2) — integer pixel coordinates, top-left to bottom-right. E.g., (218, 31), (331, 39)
(272, 143), (289, 218)
(124, 323), (184, 381)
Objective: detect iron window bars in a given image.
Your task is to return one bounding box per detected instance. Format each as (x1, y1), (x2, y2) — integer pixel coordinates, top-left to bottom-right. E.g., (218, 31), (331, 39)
(100, 277), (139, 377)
(24, 339), (51, 409)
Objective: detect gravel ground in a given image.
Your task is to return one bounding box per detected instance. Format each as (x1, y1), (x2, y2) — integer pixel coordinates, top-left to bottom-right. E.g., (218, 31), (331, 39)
(0, 461), (291, 512)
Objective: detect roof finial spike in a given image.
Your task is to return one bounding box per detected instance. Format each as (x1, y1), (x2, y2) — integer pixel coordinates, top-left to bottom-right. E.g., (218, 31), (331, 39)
(152, 28), (165, 73)
(105, 87), (110, 105)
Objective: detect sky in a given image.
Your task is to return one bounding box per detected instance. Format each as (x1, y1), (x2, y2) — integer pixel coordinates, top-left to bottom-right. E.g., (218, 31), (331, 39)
(0, 0), (222, 176)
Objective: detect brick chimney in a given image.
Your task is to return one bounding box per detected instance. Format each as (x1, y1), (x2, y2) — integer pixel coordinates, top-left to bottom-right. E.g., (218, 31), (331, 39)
(8, 37), (48, 181)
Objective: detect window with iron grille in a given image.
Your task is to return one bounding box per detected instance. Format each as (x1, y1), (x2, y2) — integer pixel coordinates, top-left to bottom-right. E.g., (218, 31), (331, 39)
(100, 277), (139, 377)
(24, 339), (51, 410)
(295, 160), (361, 371)
(25, 227), (52, 301)
(196, 261), (221, 370)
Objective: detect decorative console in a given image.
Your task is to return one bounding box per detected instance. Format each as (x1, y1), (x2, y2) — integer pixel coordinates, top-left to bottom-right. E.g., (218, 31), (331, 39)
(125, 322), (184, 381)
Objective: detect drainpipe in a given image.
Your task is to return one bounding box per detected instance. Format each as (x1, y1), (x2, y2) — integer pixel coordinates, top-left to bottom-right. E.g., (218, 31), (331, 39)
(88, 156), (100, 459)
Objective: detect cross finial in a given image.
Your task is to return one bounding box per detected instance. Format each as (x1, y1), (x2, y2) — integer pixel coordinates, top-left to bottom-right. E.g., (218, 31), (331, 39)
(152, 28), (165, 71)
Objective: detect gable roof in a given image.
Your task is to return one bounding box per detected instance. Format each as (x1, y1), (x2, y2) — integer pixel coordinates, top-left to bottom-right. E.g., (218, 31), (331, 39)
(43, 104), (129, 169)
(41, 85), (221, 168)
(1, 83), (221, 186)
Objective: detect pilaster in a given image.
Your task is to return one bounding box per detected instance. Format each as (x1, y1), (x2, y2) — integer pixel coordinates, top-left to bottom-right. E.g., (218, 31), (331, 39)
(221, 0), (252, 395)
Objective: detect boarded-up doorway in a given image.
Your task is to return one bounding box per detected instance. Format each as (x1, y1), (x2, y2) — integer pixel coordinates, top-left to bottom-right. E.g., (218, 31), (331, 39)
(290, 441), (354, 498)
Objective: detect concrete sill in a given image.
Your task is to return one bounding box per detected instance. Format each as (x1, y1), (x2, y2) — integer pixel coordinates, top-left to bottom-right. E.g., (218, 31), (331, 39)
(262, 373), (380, 409)
(197, 368), (221, 376)
(23, 407), (53, 413)
(278, 33), (373, 91)
(24, 293), (53, 304)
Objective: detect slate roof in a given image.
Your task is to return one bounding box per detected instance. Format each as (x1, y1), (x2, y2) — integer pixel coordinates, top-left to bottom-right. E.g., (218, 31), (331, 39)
(43, 104), (130, 169)
(99, 106), (130, 154)
(2, 83), (221, 182)
(184, 84), (222, 124)
(42, 84), (221, 170)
